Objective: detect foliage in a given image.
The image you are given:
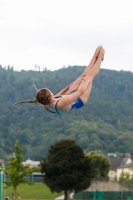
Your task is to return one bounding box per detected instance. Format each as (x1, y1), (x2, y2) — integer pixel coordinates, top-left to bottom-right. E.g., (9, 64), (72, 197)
(119, 172), (133, 185)
(3, 141), (35, 199)
(0, 65), (133, 160)
(86, 151), (110, 178)
(41, 139), (93, 200)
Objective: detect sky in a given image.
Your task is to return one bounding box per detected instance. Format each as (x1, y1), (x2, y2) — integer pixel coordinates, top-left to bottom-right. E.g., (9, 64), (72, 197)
(0, 0), (133, 72)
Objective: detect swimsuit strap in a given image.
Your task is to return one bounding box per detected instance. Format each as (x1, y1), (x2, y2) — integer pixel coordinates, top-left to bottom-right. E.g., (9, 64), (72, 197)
(55, 97), (62, 114)
(45, 96), (62, 114)
(45, 106), (57, 114)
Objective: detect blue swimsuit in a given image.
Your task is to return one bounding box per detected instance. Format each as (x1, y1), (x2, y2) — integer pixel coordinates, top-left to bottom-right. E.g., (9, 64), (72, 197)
(45, 90), (84, 114)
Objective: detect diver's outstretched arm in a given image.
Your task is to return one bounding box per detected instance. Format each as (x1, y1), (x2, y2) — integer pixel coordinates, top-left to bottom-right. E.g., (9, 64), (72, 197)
(55, 82), (74, 96)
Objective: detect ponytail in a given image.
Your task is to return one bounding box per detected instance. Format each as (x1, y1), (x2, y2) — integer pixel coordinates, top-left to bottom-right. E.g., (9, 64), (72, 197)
(14, 99), (38, 106)
(14, 87), (52, 106)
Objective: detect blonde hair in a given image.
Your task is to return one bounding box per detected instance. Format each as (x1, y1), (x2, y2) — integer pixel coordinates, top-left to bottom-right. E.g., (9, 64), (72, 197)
(14, 88), (52, 106)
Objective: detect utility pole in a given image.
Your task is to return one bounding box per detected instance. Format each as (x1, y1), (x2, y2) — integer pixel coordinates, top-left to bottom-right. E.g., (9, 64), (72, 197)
(0, 171), (3, 200)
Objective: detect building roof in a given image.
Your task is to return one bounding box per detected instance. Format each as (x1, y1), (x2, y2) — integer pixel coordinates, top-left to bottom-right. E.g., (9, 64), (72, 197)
(0, 159), (4, 163)
(109, 157), (130, 170)
(22, 159), (40, 168)
(118, 162), (133, 169)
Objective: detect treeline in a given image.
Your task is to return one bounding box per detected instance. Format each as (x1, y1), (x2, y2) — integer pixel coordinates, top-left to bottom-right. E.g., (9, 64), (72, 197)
(0, 65), (133, 160)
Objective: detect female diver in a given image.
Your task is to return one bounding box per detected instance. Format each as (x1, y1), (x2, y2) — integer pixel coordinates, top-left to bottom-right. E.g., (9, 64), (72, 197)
(14, 46), (105, 114)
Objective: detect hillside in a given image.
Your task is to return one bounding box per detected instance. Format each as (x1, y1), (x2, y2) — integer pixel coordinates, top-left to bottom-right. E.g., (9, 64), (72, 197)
(0, 65), (133, 160)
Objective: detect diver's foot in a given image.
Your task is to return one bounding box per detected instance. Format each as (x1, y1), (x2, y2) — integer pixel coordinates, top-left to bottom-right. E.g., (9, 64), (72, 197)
(99, 47), (105, 61)
(94, 46), (102, 59)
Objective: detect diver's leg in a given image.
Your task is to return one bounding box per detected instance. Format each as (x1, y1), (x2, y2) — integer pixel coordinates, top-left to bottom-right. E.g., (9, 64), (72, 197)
(83, 45), (101, 74)
(79, 47), (105, 104)
(65, 46), (102, 94)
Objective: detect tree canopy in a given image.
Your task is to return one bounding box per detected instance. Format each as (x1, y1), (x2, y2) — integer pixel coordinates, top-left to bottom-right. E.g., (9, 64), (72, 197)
(3, 141), (35, 199)
(41, 139), (93, 200)
(119, 172), (133, 184)
(87, 151), (110, 178)
(0, 65), (133, 160)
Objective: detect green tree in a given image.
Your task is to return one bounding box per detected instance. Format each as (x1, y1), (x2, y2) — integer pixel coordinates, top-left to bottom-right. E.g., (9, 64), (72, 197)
(41, 139), (93, 200)
(1, 66), (133, 159)
(119, 172), (130, 183)
(87, 151), (110, 178)
(3, 141), (35, 200)
(119, 172), (133, 186)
